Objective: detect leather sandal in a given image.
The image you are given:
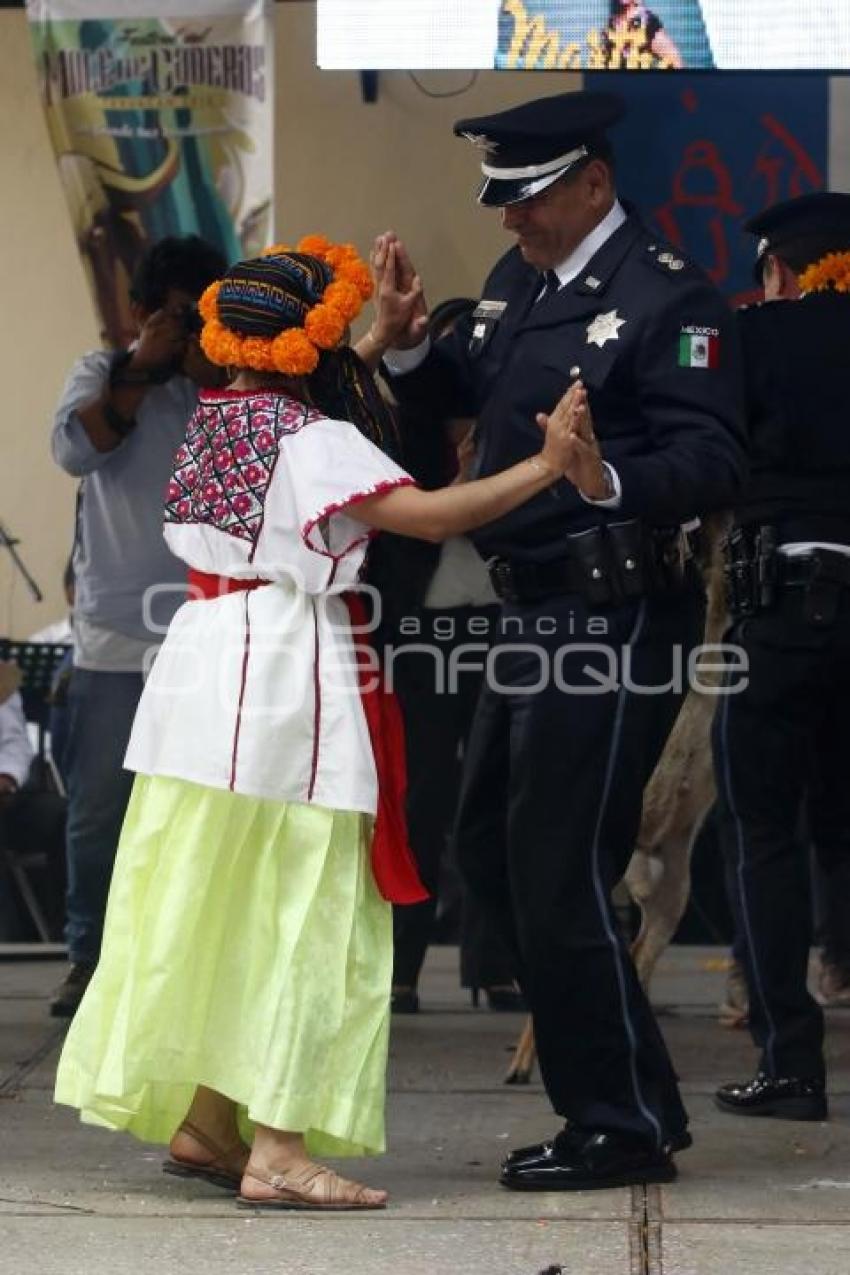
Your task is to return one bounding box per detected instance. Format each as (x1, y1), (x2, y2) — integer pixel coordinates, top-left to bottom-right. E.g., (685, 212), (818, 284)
(237, 1164), (387, 1211)
(162, 1119), (248, 1192)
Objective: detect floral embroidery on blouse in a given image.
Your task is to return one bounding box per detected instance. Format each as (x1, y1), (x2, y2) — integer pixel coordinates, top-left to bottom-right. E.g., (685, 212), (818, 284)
(165, 392), (319, 547)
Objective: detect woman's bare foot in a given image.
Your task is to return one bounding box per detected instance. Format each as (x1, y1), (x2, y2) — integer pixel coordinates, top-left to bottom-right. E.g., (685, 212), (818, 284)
(240, 1128), (387, 1211)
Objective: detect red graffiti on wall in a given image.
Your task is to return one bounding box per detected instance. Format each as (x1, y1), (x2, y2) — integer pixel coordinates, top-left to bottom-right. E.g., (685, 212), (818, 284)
(651, 92), (825, 300)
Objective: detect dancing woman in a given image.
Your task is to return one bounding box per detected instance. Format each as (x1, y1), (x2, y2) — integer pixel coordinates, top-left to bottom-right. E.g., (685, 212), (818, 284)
(55, 236), (593, 1211)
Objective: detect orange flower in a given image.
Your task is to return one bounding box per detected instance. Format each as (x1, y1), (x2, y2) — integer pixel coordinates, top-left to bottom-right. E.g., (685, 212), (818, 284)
(241, 336), (278, 373)
(338, 259), (374, 301)
(798, 250), (850, 294)
(325, 243), (360, 270)
(305, 304), (347, 350)
(201, 319), (241, 367)
(271, 328), (320, 376)
(323, 279), (362, 323)
(198, 280), (221, 323)
(297, 233), (333, 258)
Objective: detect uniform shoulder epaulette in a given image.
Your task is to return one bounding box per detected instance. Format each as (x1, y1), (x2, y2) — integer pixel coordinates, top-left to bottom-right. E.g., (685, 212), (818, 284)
(642, 242), (695, 280)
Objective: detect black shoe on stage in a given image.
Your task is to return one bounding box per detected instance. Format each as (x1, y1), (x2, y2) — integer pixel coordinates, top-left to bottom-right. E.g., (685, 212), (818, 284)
(715, 1072), (827, 1121)
(503, 1125), (692, 1168)
(499, 1126), (677, 1192)
(49, 962), (95, 1019)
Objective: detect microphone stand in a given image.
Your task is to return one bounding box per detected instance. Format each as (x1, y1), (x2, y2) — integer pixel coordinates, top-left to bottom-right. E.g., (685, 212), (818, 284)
(0, 520), (43, 603)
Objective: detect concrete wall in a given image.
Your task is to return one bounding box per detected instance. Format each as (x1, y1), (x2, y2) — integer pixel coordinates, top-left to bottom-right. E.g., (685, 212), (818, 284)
(0, 1), (574, 637)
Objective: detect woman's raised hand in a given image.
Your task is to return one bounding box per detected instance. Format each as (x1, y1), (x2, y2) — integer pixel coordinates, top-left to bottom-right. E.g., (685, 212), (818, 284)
(369, 232), (429, 351)
(536, 381), (612, 500)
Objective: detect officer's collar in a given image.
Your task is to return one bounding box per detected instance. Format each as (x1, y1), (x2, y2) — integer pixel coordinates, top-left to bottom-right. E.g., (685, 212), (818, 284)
(551, 199), (628, 290)
(565, 206), (643, 298)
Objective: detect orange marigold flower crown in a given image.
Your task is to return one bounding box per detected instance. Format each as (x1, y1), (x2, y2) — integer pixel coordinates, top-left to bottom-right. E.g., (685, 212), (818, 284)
(199, 235), (374, 377)
(798, 250), (850, 295)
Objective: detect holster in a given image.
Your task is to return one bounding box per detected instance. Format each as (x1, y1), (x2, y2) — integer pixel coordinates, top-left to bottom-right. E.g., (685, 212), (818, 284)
(723, 525), (779, 618)
(724, 524), (850, 624)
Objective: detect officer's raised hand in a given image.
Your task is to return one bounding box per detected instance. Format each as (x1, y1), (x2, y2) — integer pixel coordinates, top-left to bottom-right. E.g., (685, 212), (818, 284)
(370, 232), (429, 349)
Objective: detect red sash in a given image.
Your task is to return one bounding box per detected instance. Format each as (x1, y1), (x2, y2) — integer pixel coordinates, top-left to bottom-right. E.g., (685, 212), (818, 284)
(187, 568), (428, 905)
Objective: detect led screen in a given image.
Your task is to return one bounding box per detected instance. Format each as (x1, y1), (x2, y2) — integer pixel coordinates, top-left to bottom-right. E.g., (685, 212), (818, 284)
(318, 1), (850, 71)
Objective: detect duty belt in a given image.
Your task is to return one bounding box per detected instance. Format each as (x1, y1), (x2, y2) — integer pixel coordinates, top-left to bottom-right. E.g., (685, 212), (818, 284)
(724, 526), (850, 621)
(779, 549), (850, 589)
(487, 520), (688, 607)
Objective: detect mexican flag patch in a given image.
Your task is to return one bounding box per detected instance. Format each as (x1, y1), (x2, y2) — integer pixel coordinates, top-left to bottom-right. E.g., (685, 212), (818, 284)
(679, 326), (720, 368)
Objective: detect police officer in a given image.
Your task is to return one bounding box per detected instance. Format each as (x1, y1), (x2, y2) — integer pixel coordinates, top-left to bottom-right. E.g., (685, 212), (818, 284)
(374, 90), (745, 1190)
(713, 193), (850, 1121)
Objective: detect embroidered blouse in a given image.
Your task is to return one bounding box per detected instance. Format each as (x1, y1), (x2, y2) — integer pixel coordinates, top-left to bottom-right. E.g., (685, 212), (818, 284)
(124, 389), (414, 813)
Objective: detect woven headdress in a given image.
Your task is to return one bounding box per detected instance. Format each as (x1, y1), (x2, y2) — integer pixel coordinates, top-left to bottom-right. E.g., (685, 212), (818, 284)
(199, 235), (373, 376)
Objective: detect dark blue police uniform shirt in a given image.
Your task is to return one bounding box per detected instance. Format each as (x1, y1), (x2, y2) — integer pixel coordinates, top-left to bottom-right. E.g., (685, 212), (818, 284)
(388, 211), (747, 566)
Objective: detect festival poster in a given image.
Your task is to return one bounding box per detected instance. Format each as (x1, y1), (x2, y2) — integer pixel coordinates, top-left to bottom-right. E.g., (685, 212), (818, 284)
(592, 72), (829, 302)
(26, 0), (273, 347)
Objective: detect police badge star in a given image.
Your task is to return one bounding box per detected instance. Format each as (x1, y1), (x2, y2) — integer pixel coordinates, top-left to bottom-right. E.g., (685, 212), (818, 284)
(586, 310), (626, 348)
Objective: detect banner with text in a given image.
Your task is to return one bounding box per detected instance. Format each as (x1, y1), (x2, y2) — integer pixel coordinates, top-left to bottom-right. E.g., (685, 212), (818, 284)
(27, 0), (273, 346)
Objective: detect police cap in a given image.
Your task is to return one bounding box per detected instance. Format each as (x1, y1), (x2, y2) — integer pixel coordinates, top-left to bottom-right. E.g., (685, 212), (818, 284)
(746, 191), (850, 280)
(454, 91), (625, 208)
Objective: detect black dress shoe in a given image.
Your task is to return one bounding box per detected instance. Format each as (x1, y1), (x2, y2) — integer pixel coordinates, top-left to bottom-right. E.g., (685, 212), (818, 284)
(49, 962), (95, 1019)
(504, 1124), (692, 1167)
(715, 1072), (827, 1121)
(500, 1127), (676, 1192)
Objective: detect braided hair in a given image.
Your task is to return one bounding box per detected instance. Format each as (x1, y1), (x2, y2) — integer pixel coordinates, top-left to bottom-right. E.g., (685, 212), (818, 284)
(308, 345), (402, 463)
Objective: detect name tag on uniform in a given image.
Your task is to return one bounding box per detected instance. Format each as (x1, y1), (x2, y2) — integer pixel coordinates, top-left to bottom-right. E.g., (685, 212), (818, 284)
(472, 299), (507, 319)
(469, 299), (506, 355)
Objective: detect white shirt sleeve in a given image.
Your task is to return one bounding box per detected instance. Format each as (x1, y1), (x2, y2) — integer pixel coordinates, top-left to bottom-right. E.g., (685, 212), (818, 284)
(0, 695), (34, 787)
(283, 417), (415, 557)
(382, 335), (432, 376)
(579, 462), (622, 510)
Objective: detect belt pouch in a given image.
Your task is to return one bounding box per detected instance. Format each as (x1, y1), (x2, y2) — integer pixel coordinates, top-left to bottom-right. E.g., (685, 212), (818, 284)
(567, 527), (615, 606)
(607, 520), (651, 599)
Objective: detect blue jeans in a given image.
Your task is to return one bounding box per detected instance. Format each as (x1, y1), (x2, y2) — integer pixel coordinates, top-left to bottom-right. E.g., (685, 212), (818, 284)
(64, 668), (144, 965)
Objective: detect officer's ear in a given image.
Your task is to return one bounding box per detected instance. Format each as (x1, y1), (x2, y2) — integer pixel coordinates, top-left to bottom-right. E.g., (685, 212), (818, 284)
(583, 158), (614, 209)
(763, 254), (800, 302)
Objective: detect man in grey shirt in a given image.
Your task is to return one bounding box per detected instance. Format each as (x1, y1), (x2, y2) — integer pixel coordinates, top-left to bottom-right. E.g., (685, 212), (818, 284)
(50, 235), (226, 1016)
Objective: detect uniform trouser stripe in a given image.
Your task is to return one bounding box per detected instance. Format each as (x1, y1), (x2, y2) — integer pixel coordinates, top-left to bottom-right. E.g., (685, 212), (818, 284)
(717, 680), (779, 1075)
(589, 600), (663, 1149)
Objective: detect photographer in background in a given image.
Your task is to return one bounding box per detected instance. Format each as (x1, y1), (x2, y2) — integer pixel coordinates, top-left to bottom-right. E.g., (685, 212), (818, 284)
(49, 235), (227, 1017)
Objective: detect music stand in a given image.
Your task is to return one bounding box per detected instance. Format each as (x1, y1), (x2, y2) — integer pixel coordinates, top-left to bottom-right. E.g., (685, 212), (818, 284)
(0, 639), (69, 735)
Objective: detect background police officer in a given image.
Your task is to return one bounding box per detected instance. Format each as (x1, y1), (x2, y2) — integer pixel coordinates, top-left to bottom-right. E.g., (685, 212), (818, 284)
(373, 90), (745, 1190)
(713, 193), (850, 1122)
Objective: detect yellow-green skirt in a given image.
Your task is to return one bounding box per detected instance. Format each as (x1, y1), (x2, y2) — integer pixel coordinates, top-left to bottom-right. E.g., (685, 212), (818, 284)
(55, 775), (392, 1157)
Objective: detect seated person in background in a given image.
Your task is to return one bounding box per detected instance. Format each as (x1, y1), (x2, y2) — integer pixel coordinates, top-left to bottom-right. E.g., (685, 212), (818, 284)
(0, 690), (67, 941)
(0, 691), (33, 796)
(0, 661), (22, 707)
